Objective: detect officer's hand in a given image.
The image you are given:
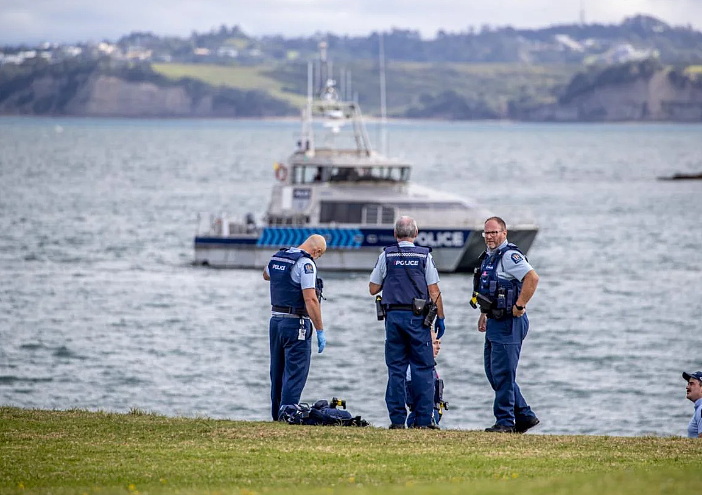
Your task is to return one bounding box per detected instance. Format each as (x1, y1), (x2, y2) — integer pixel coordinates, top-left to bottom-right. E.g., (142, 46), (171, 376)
(478, 313), (487, 333)
(436, 318), (446, 339)
(316, 330), (326, 353)
(512, 305), (525, 318)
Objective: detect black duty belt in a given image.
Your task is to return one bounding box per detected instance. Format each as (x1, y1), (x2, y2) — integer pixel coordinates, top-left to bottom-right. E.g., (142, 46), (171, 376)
(386, 304), (413, 312)
(272, 305), (309, 317)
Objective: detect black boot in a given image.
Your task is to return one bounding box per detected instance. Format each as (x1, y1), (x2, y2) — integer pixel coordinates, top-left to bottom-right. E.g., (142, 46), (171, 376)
(485, 424), (515, 433)
(515, 416), (540, 434)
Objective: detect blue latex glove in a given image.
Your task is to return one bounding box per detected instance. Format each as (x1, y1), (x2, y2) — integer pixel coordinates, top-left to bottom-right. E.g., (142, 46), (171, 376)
(436, 318), (446, 340)
(316, 330), (326, 353)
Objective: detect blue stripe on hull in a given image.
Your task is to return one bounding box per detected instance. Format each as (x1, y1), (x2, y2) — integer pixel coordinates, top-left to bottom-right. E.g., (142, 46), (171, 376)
(196, 227), (472, 250)
(257, 227), (365, 248)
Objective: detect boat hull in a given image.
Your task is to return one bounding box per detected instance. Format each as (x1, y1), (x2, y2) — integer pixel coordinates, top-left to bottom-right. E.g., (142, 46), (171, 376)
(194, 226), (537, 273)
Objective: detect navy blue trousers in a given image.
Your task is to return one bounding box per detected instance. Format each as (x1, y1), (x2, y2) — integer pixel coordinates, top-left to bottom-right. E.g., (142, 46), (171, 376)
(269, 316), (312, 420)
(406, 382), (441, 427)
(385, 310), (434, 426)
(484, 316), (535, 426)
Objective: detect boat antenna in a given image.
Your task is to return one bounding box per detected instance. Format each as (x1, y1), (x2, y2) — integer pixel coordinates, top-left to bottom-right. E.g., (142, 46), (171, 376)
(318, 40), (328, 95)
(304, 60), (314, 154)
(379, 32), (388, 156)
(346, 70), (352, 101)
(340, 67), (346, 101)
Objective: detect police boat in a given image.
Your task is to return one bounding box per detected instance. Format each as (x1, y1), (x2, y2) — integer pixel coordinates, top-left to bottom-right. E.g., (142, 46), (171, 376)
(194, 65), (538, 273)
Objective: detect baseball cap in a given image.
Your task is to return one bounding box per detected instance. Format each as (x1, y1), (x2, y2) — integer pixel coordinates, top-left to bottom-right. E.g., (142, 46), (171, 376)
(682, 371), (702, 381)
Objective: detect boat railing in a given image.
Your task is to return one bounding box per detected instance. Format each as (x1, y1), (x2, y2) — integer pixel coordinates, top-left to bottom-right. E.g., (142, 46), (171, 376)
(196, 213), (259, 237)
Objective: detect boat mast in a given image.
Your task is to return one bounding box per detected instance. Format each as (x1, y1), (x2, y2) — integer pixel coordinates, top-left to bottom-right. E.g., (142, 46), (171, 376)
(306, 60), (314, 154)
(379, 32), (388, 156)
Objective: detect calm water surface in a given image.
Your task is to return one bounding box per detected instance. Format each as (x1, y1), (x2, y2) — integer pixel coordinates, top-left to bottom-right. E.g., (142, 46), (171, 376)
(1, 117), (701, 436)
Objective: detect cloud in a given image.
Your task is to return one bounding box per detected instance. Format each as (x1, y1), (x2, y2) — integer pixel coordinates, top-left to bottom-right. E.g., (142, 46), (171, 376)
(0, 0), (701, 45)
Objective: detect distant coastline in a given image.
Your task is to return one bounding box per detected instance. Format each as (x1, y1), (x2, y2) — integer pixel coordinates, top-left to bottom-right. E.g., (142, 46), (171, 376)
(1, 58), (701, 122)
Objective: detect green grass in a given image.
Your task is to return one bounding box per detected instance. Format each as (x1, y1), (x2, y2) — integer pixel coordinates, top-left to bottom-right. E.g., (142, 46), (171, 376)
(684, 65), (702, 75)
(151, 63), (307, 107)
(1, 407), (700, 495)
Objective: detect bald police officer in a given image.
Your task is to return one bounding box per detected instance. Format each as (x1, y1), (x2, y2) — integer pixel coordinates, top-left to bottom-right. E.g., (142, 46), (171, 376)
(475, 216), (539, 433)
(370, 216), (445, 429)
(263, 234), (327, 421)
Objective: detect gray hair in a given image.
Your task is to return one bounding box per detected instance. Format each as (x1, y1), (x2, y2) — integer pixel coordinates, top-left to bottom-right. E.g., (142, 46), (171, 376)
(394, 216), (418, 239)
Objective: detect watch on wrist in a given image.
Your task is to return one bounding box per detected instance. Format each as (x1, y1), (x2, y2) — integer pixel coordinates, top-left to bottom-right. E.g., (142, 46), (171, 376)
(515, 304), (524, 311)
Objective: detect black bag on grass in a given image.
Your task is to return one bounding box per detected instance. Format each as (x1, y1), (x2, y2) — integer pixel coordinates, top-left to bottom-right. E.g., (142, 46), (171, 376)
(279, 399), (369, 427)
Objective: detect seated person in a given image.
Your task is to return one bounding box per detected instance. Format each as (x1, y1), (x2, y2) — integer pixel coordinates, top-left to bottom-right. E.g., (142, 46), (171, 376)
(406, 330), (445, 427)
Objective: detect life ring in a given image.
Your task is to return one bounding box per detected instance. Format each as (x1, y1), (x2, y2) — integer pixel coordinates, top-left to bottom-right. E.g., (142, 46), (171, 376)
(275, 163), (288, 181)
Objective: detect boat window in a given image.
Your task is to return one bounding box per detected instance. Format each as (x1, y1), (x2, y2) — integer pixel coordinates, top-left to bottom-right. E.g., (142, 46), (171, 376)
(362, 204), (396, 225)
(352, 166), (409, 182)
(293, 166), (327, 184)
(293, 165), (410, 183)
(319, 202), (363, 223)
(320, 201), (398, 224)
(267, 215), (309, 226)
(329, 167), (360, 182)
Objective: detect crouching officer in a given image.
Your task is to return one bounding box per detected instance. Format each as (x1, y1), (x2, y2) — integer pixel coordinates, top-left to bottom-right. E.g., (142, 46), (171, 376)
(473, 216), (539, 433)
(406, 332), (447, 427)
(263, 234), (327, 421)
(369, 216), (445, 429)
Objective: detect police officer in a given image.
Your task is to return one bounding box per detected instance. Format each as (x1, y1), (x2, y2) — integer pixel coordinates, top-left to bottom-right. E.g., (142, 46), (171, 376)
(263, 234), (327, 421)
(682, 370), (702, 438)
(369, 216), (445, 429)
(475, 216), (539, 433)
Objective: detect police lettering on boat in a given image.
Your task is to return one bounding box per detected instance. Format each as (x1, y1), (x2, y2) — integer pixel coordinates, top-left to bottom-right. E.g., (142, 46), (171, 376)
(193, 46), (538, 272)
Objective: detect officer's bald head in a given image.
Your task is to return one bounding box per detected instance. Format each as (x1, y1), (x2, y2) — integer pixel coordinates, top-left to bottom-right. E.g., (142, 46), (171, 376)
(300, 234), (327, 260)
(394, 216), (418, 241)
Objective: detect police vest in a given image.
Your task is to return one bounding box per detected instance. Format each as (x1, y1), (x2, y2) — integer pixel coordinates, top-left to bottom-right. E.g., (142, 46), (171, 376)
(477, 243), (525, 320)
(268, 248), (315, 312)
(382, 244), (430, 306)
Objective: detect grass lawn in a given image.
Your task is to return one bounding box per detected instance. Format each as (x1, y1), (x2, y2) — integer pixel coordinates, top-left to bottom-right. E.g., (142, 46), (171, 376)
(1, 407), (700, 495)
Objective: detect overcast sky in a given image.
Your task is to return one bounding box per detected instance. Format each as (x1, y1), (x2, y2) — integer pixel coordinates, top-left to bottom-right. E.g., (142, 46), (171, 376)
(1, 0), (701, 45)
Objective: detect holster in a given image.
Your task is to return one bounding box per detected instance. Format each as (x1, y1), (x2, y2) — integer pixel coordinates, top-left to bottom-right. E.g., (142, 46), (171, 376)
(315, 277), (325, 303)
(412, 298), (427, 316)
(434, 378), (444, 406)
(375, 295), (386, 321)
(475, 293), (493, 313)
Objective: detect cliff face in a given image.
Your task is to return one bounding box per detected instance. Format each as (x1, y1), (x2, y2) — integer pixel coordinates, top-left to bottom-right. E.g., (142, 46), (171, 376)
(0, 60), (295, 117)
(523, 63), (702, 122)
(77, 76), (196, 116)
(0, 75), (195, 116)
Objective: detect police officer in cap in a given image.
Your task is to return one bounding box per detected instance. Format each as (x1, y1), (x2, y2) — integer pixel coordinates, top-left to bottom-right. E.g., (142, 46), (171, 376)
(369, 216), (445, 429)
(263, 234), (327, 421)
(475, 216), (539, 433)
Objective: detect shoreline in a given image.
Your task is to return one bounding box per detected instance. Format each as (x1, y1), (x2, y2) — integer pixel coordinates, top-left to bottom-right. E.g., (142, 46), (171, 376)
(2, 114), (702, 125)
